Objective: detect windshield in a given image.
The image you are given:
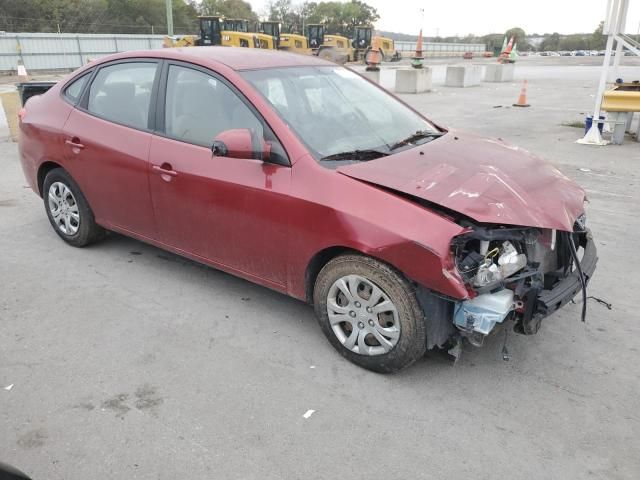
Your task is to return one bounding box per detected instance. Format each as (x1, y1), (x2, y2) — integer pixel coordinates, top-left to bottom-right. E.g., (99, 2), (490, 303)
(241, 66), (440, 162)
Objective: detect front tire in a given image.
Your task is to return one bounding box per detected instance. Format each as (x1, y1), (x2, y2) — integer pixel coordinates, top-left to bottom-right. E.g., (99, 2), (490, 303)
(313, 254), (426, 373)
(43, 168), (105, 247)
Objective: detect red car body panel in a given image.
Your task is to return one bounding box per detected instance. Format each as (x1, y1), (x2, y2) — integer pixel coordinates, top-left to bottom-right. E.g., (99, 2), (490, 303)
(147, 135), (291, 286)
(18, 47), (585, 306)
(62, 108), (157, 237)
(338, 131), (586, 232)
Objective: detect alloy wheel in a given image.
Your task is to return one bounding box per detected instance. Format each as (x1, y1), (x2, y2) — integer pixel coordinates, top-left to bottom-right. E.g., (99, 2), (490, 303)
(326, 274), (400, 356)
(47, 181), (80, 235)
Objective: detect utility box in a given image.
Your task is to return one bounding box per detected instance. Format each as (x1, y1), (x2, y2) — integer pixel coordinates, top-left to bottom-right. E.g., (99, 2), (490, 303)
(484, 63), (515, 82)
(445, 65), (482, 87)
(395, 68), (432, 94)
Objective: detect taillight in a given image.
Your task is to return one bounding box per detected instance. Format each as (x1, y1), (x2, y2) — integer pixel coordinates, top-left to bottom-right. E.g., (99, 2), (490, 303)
(18, 107), (26, 122)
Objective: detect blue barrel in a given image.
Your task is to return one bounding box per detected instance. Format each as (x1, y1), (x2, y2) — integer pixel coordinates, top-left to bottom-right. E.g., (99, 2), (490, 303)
(585, 115), (605, 134)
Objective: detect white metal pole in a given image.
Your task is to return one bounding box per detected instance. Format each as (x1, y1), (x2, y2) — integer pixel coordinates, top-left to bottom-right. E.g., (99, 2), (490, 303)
(611, 0), (629, 81)
(165, 0), (174, 36)
(604, 0), (614, 32)
(593, 0), (620, 119)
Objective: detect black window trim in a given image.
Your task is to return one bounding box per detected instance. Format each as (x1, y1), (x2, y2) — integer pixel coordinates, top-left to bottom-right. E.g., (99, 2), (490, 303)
(154, 59), (291, 167)
(76, 57), (163, 134)
(60, 70), (94, 106)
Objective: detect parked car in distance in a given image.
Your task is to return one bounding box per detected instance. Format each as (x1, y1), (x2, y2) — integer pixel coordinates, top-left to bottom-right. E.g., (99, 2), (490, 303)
(18, 48), (597, 373)
(463, 51), (473, 59)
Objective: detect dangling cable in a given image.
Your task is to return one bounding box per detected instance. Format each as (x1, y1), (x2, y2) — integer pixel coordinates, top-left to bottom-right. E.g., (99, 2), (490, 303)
(568, 234), (587, 322)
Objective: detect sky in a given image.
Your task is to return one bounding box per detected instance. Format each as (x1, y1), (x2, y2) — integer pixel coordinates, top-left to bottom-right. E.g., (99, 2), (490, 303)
(248, 0), (640, 37)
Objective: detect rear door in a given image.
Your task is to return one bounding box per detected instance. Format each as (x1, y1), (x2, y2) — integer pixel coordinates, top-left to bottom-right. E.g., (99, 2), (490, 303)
(62, 60), (160, 239)
(148, 62), (291, 287)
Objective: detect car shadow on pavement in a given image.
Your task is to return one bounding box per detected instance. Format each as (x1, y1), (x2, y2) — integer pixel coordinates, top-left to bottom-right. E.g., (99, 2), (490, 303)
(90, 231), (534, 378)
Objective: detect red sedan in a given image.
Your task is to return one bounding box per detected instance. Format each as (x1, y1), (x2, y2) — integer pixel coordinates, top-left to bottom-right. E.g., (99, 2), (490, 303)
(18, 48), (596, 372)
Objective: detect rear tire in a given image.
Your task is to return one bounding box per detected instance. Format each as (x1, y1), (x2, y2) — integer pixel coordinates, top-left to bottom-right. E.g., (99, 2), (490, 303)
(43, 168), (105, 247)
(313, 254), (426, 373)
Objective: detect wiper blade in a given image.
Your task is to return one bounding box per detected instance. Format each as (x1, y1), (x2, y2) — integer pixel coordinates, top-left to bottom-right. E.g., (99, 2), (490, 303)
(389, 130), (445, 151)
(320, 149), (389, 161)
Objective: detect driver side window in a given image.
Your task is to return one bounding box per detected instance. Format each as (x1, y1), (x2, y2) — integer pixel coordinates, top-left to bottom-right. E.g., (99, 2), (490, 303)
(164, 65), (263, 147)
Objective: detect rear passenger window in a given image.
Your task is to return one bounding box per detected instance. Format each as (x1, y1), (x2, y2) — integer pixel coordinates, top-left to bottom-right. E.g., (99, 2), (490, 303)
(64, 73), (89, 103)
(87, 62), (157, 130)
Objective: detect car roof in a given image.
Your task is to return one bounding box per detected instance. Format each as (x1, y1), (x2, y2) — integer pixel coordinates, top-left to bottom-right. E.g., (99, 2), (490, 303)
(101, 46), (335, 71)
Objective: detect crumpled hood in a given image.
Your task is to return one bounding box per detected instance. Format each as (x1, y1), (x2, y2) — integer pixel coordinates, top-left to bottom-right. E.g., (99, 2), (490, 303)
(337, 131), (585, 231)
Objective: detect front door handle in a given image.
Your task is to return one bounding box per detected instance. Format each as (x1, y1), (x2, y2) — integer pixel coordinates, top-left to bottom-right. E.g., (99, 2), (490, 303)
(65, 138), (85, 149)
(152, 164), (178, 177)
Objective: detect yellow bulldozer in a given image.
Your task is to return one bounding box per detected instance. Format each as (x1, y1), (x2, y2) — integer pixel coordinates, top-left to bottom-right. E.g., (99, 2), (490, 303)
(307, 24), (352, 63)
(352, 26), (401, 62)
(259, 21), (311, 55)
(306, 24), (401, 64)
(163, 16), (276, 49)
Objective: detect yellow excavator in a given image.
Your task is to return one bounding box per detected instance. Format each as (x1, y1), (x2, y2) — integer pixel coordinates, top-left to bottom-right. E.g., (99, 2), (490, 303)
(163, 16), (276, 49)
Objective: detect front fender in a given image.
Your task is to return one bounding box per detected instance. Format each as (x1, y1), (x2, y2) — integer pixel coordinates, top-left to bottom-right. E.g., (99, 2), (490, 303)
(286, 158), (468, 300)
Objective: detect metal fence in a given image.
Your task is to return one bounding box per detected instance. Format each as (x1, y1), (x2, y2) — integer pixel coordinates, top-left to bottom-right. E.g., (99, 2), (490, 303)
(0, 32), (164, 73)
(0, 32), (488, 72)
(395, 41), (486, 57)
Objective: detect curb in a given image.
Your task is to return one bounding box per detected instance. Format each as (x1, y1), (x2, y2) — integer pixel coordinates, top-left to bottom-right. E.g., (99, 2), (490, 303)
(0, 95), (9, 142)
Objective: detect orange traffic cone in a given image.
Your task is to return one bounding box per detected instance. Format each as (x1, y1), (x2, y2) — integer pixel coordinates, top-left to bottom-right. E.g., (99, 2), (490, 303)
(513, 80), (530, 107)
(412, 29), (424, 68)
(365, 36), (382, 71)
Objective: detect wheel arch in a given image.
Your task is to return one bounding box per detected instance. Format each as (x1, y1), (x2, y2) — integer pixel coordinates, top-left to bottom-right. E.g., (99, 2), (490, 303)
(305, 245), (360, 304)
(37, 161), (64, 197)
(304, 245), (417, 304)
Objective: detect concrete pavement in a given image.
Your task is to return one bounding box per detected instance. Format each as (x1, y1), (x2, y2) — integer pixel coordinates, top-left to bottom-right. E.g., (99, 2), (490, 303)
(1, 58), (639, 480)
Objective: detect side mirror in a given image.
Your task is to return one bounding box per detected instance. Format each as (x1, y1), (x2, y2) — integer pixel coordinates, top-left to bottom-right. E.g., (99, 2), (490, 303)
(212, 128), (271, 161)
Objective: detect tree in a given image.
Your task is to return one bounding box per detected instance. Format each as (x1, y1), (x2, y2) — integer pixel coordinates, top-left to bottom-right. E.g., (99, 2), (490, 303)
(304, 0), (378, 37)
(505, 27), (526, 46)
(558, 34), (590, 51)
(590, 21), (606, 50)
(199, 0), (258, 22)
(540, 32), (561, 51)
(0, 0), (199, 34)
(479, 33), (505, 51)
(267, 0), (293, 21)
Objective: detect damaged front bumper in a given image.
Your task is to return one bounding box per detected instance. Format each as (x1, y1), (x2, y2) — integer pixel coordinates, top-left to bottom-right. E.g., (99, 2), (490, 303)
(420, 227), (598, 351)
(537, 230), (597, 316)
(455, 231), (597, 339)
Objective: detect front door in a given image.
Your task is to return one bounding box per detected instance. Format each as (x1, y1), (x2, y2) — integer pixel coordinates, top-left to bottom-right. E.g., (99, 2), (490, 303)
(63, 60), (160, 239)
(148, 63), (291, 287)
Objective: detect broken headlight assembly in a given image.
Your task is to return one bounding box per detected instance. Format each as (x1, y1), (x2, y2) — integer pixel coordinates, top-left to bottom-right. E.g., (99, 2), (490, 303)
(449, 221), (596, 351)
(453, 226), (536, 293)
(462, 240), (527, 289)
(451, 226), (561, 343)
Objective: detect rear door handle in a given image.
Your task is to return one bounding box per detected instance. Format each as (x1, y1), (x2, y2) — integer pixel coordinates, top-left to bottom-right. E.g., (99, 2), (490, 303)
(152, 164), (178, 177)
(65, 138), (85, 149)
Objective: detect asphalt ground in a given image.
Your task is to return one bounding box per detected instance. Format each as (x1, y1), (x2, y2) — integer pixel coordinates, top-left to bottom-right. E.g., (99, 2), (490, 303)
(1, 55), (639, 480)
